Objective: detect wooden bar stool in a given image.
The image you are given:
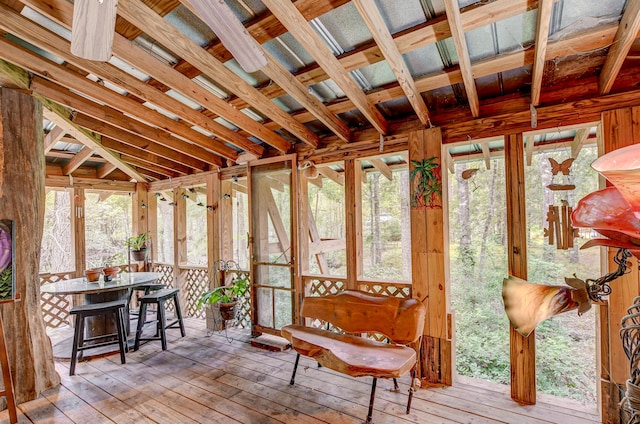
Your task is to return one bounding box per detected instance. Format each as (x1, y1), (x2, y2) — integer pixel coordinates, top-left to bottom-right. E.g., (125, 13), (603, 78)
(129, 283), (167, 319)
(69, 299), (128, 376)
(134, 288), (186, 351)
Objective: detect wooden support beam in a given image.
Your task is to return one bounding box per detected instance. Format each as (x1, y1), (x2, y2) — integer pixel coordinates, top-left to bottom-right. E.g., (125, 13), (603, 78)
(0, 58), (30, 89)
(308, 210), (329, 274)
(43, 126), (65, 153)
(530, 0), (553, 106)
(42, 107), (147, 182)
(525, 135), (535, 166)
(442, 0), (480, 117)
(96, 163), (117, 179)
(481, 142), (491, 170)
(504, 132), (535, 405)
(353, 0), (432, 127)
(46, 175), (136, 190)
(599, 0), (640, 95)
(62, 146), (94, 175)
(369, 158), (393, 181)
(344, 159), (362, 289)
(116, 0), (316, 150)
(571, 128), (589, 158)
(446, 150), (455, 174)
(261, 0), (388, 135)
(316, 166), (345, 186)
(100, 137), (191, 176)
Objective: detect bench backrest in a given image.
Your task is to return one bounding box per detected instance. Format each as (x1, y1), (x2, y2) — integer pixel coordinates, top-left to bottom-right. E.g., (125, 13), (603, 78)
(300, 290), (426, 345)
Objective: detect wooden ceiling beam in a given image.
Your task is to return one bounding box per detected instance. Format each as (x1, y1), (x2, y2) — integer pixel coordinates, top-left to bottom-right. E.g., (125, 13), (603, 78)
(530, 0), (553, 106)
(481, 142), (491, 170)
(46, 175), (136, 190)
(369, 158), (393, 181)
(119, 155), (179, 179)
(19, 0), (269, 157)
(316, 165), (344, 186)
(96, 163), (118, 179)
(525, 135), (535, 166)
(117, 0), (316, 150)
(571, 128), (589, 158)
(353, 0), (432, 128)
(443, 0), (480, 117)
(99, 137), (191, 176)
(599, 0), (640, 94)
(62, 146), (95, 175)
(261, 0), (388, 135)
(71, 112), (207, 172)
(0, 3), (237, 162)
(42, 108), (147, 182)
(43, 125), (66, 153)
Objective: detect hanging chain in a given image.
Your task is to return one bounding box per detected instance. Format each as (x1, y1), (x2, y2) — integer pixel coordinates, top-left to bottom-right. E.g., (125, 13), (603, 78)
(586, 248), (633, 302)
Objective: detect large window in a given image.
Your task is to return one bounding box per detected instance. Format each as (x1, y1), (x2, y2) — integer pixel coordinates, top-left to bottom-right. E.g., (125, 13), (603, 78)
(185, 187), (207, 266)
(40, 188), (74, 273)
(84, 191), (131, 269)
(230, 177), (249, 270)
(359, 156), (411, 281)
(155, 191), (174, 264)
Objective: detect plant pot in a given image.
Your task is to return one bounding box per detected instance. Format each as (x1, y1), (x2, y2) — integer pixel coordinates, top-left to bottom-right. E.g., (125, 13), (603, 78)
(131, 248), (147, 261)
(85, 268), (103, 282)
(103, 266), (119, 282)
(218, 301), (238, 321)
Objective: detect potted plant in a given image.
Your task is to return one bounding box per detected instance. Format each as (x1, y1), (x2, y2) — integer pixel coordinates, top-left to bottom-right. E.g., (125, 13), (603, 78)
(102, 253), (123, 281)
(126, 233), (148, 261)
(197, 275), (249, 322)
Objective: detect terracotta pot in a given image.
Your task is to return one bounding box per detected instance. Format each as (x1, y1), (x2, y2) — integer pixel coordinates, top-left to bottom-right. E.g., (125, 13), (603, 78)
(103, 267), (119, 282)
(131, 248), (147, 261)
(218, 301), (238, 321)
(85, 268), (103, 282)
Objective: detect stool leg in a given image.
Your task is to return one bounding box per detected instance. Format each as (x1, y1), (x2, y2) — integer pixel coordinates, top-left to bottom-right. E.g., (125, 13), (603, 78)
(114, 308), (127, 365)
(69, 315), (84, 376)
(119, 307), (129, 353)
(173, 293), (186, 337)
(157, 301), (167, 351)
(134, 302), (148, 351)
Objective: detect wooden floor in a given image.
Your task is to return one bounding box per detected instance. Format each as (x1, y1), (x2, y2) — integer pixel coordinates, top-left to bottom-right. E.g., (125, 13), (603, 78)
(0, 318), (601, 424)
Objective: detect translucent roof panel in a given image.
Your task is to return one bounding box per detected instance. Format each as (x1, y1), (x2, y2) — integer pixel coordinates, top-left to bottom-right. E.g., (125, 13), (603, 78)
(226, 0), (267, 21)
(192, 76), (230, 100)
(314, 2), (371, 53)
(263, 34), (315, 73)
(356, 61), (396, 89)
(373, 0), (427, 33)
(404, 43), (445, 76)
(466, 11), (535, 62)
(224, 59), (270, 86)
(310, 79), (346, 100)
(5, 33), (64, 65)
(273, 94), (304, 113)
(556, 0), (625, 32)
(165, 90), (201, 110)
(21, 7), (71, 41)
(164, 5), (216, 47)
(133, 35), (179, 66)
(108, 56), (151, 82)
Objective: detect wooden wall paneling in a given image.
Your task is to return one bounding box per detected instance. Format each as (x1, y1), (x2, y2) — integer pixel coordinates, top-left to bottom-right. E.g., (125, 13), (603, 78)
(601, 108), (640, 423)
(0, 88), (60, 405)
(219, 179), (233, 265)
(504, 132), (535, 405)
(206, 173), (220, 277)
(408, 128), (451, 385)
(132, 182), (148, 270)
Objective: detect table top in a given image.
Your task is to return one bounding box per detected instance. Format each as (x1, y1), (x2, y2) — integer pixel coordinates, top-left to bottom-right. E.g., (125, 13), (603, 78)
(40, 272), (161, 295)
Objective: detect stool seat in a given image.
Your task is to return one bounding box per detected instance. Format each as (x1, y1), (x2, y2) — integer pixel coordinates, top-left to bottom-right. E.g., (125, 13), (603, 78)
(133, 283), (166, 294)
(69, 299), (128, 376)
(134, 288), (185, 351)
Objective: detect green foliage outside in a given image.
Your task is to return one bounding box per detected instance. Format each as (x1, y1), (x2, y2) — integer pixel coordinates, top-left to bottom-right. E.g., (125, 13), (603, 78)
(84, 192), (132, 269)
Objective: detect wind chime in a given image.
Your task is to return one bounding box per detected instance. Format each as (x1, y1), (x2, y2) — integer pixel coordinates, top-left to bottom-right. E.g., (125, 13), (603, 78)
(544, 157), (578, 250)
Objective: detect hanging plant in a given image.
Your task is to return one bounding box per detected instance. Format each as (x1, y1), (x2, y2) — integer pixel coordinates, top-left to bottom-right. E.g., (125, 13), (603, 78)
(410, 157), (442, 209)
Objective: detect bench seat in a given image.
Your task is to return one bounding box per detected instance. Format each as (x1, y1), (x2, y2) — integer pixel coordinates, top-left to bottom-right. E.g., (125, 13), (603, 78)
(282, 324), (416, 378)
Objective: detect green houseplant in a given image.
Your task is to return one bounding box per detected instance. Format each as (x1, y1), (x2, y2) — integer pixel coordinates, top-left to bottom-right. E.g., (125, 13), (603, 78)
(197, 276), (248, 321)
(125, 233), (148, 261)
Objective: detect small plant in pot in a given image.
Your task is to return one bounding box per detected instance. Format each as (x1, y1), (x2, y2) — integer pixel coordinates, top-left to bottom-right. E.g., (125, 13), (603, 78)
(102, 253), (124, 282)
(126, 233), (148, 261)
(197, 276), (248, 322)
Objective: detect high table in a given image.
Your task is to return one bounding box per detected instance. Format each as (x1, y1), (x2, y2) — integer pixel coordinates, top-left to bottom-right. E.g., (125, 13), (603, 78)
(41, 272), (161, 339)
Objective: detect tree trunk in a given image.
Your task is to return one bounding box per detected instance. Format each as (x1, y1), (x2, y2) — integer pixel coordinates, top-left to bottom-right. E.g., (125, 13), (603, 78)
(0, 88), (60, 405)
(477, 162), (497, 280)
(399, 170), (411, 280)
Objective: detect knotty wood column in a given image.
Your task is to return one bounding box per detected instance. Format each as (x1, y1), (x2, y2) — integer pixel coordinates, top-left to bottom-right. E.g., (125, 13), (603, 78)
(72, 187), (85, 277)
(0, 88), (60, 404)
(600, 107), (640, 424)
(132, 182), (148, 270)
(206, 173), (220, 276)
(344, 159), (362, 290)
(408, 128), (451, 385)
(174, 188), (187, 292)
(504, 132), (535, 404)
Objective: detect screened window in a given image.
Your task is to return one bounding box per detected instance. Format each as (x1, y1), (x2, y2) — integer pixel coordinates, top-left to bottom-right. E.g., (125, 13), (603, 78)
(84, 191), (131, 269)
(40, 188), (74, 273)
(155, 191), (174, 264)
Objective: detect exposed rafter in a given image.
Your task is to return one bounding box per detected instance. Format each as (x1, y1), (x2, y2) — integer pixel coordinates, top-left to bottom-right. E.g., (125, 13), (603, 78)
(43, 125), (65, 153)
(530, 0), (553, 106)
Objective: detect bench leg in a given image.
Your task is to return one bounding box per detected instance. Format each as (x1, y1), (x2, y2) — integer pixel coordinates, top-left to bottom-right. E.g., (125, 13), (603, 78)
(406, 366), (417, 414)
(366, 377), (377, 424)
(289, 353), (300, 385)
(391, 377), (399, 392)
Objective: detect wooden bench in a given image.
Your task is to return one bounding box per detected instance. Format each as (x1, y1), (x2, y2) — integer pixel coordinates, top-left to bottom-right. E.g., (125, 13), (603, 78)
(281, 290), (426, 423)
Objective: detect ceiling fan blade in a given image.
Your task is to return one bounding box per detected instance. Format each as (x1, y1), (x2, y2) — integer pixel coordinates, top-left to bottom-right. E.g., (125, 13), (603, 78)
(182, 0), (267, 73)
(71, 0), (118, 62)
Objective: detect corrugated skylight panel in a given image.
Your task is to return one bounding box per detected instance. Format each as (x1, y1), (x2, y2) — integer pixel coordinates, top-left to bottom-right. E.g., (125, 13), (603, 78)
(263, 34), (315, 73)
(164, 5), (216, 47)
(133, 35), (179, 66)
(108, 56), (151, 82)
(272, 94), (303, 113)
(84, 74), (128, 95)
(224, 59), (270, 86)
(226, 0), (267, 21)
(142, 102), (179, 120)
(356, 61), (396, 89)
(190, 125), (214, 137)
(214, 117), (240, 131)
(310, 79), (346, 100)
(5, 33), (65, 65)
(404, 43), (445, 76)
(495, 11), (535, 52)
(314, 2), (372, 53)
(558, 0), (626, 32)
(165, 89), (202, 110)
(20, 7), (71, 41)
(192, 76), (230, 100)
(465, 25), (495, 61)
(373, 0), (427, 33)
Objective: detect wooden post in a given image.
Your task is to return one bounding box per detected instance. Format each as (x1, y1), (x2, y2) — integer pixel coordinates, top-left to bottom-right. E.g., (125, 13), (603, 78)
(408, 128), (452, 385)
(298, 173), (310, 276)
(174, 188), (187, 295)
(504, 132), (536, 405)
(219, 179), (233, 265)
(72, 187), (86, 277)
(132, 182), (149, 270)
(147, 190), (158, 266)
(600, 107), (640, 423)
(0, 88), (60, 407)
(206, 173), (220, 280)
(344, 159), (362, 290)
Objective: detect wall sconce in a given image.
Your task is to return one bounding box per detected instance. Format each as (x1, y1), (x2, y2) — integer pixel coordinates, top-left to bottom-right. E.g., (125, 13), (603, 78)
(154, 193), (167, 202)
(168, 202), (177, 207)
(140, 202), (147, 209)
(181, 193), (190, 200)
(232, 175), (238, 182)
(222, 193), (231, 200)
(206, 205), (216, 211)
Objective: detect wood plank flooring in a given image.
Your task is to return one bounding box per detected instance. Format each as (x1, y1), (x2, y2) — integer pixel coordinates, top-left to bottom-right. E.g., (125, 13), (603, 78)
(0, 318), (601, 423)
